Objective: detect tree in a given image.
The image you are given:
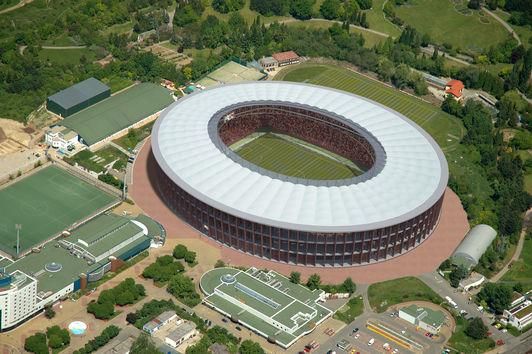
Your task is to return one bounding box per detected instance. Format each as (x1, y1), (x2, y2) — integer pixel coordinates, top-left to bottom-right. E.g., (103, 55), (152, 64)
(212, 0), (245, 13)
(130, 333), (159, 354)
(167, 273), (201, 307)
(340, 277), (356, 294)
(449, 265), (469, 288)
(173, 244), (188, 259)
(126, 312), (138, 325)
(465, 317), (488, 339)
(439, 259), (452, 271)
(306, 273), (321, 290)
(320, 0), (341, 19)
(356, 0), (372, 10)
(87, 300), (115, 319)
(184, 250), (197, 264)
(116, 290), (135, 306)
(468, 0), (480, 9)
(290, 0), (315, 20)
(214, 259), (226, 268)
(392, 64), (410, 89)
(289, 271), (301, 284)
(239, 339), (265, 354)
(44, 306), (56, 319)
(513, 283), (524, 294)
(477, 283), (512, 314)
(250, 0), (290, 16)
(24, 333), (48, 354)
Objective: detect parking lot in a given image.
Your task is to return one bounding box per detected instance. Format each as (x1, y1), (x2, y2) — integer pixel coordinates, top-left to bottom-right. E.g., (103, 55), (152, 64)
(319, 306), (453, 354)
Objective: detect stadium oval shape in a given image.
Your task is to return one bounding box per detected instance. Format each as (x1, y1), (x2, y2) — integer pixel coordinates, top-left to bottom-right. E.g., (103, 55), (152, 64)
(152, 82), (448, 266)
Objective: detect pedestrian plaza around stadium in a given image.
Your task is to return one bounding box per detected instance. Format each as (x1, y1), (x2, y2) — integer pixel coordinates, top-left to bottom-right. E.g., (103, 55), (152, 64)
(200, 267), (332, 348)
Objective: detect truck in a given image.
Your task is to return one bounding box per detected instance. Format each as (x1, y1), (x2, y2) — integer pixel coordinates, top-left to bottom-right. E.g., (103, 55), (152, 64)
(445, 296), (458, 308)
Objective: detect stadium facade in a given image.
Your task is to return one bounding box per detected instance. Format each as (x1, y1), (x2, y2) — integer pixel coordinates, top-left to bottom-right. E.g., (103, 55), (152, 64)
(152, 82), (448, 266)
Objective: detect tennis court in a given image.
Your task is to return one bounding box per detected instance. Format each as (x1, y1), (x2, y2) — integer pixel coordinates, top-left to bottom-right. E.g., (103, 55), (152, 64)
(0, 166), (118, 257)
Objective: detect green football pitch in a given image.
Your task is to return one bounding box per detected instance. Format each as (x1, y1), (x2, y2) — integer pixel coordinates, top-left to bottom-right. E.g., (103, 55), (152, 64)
(0, 166), (117, 257)
(234, 133), (361, 180)
(275, 64), (464, 153)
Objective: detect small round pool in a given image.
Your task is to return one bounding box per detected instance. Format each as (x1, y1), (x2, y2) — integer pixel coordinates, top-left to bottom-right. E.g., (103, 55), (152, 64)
(68, 321), (87, 335)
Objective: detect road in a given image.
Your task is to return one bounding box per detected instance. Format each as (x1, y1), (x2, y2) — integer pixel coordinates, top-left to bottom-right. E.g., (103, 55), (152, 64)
(418, 272), (513, 345)
(482, 7), (521, 45)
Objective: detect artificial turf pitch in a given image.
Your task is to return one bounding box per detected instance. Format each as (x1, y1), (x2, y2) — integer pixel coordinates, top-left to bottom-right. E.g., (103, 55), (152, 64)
(0, 166), (117, 256)
(234, 133), (359, 180)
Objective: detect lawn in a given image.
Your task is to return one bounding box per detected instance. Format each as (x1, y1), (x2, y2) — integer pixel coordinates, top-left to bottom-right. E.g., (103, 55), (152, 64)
(494, 9), (532, 48)
(100, 76), (135, 94)
(447, 316), (495, 354)
(500, 235), (532, 290)
(42, 32), (84, 46)
(285, 19), (388, 48)
(334, 296), (364, 324)
(0, 166), (117, 256)
(363, 0), (401, 37)
(275, 63), (464, 153)
(234, 132), (361, 180)
(38, 48), (95, 65)
(367, 277), (443, 313)
(394, 0), (508, 53)
(113, 121), (155, 151)
(66, 146), (129, 174)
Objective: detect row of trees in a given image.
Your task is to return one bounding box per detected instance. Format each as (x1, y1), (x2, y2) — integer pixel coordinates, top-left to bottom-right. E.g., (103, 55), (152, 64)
(73, 325), (121, 354)
(173, 244), (197, 265)
(87, 278), (145, 319)
(289, 271), (357, 294)
(25, 326), (71, 354)
(142, 254), (185, 283)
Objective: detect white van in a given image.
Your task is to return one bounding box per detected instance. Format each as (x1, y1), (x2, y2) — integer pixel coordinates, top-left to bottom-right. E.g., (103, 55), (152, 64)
(368, 338), (375, 346)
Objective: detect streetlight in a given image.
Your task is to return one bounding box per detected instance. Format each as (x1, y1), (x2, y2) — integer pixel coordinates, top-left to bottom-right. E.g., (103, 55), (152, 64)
(15, 224), (21, 257)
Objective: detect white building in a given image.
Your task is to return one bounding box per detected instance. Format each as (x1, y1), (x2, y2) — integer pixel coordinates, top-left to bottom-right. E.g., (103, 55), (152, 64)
(164, 322), (197, 348)
(45, 126), (78, 152)
(399, 304), (445, 334)
(143, 310), (181, 334)
(459, 272), (485, 291)
(504, 299), (532, 331)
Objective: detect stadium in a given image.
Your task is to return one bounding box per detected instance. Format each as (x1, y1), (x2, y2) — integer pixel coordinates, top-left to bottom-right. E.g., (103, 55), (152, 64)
(151, 82), (448, 266)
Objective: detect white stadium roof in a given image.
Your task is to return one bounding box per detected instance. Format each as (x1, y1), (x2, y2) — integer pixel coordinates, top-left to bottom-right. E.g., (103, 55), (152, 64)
(152, 82), (448, 232)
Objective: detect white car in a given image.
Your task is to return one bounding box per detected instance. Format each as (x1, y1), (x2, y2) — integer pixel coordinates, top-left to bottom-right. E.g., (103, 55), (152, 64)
(368, 338), (375, 346)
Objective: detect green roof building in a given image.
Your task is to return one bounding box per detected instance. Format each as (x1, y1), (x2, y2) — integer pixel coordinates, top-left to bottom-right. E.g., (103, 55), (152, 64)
(47, 78), (110, 117)
(60, 83), (173, 146)
(399, 304), (445, 334)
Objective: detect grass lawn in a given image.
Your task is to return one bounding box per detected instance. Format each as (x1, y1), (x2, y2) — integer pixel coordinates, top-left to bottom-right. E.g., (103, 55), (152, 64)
(235, 132), (361, 180)
(285, 19), (388, 48)
(500, 235), (532, 290)
(367, 277), (443, 313)
(113, 121), (155, 151)
(100, 21), (133, 36)
(38, 48), (95, 65)
(42, 32), (84, 46)
(334, 296), (364, 324)
(66, 146), (129, 173)
(494, 9), (532, 48)
(0, 166), (117, 256)
(394, 0), (508, 53)
(447, 316), (495, 354)
(100, 76), (135, 94)
(275, 63), (464, 153)
(363, 0), (401, 37)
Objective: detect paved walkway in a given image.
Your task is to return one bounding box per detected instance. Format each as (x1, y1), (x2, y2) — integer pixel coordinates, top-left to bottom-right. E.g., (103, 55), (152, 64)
(0, 0), (32, 15)
(277, 18), (391, 38)
(482, 7), (521, 45)
(490, 208), (531, 282)
(130, 139), (470, 284)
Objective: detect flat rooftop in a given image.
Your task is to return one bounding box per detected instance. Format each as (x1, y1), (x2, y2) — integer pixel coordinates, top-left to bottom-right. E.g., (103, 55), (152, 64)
(4, 214), (158, 294)
(61, 83), (173, 145)
(200, 267), (332, 348)
(47, 77), (110, 110)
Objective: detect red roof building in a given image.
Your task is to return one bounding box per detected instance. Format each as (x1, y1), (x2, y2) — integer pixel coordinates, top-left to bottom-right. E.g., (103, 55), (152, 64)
(445, 79), (464, 100)
(272, 51), (300, 67)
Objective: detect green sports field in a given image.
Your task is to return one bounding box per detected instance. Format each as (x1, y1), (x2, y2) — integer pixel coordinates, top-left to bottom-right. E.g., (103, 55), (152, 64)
(0, 166), (117, 257)
(234, 133), (361, 180)
(275, 64), (464, 153)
